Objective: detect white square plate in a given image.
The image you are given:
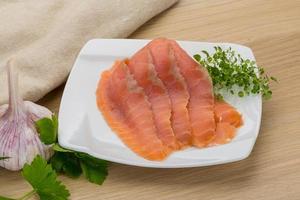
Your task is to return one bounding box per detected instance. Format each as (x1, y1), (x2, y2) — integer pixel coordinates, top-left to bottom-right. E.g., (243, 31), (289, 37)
(58, 39), (262, 168)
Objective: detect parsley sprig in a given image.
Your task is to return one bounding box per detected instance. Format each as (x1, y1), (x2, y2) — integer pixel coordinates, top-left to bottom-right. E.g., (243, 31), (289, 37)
(22, 155), (70, 200)
(36, 115), (108, 185)
(193, 46), (277, 99)
(0, 155), (70, 200)
(0, 115), (108, 200)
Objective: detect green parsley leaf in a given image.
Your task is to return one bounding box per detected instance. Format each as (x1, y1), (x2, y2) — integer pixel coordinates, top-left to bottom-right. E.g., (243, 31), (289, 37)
(35, 115), (58, 144)
(2, 113), (109, 200)
(34, 115), (109, 185)
(52, 115), (59, 135)
(52, 144), (74, 153)
(50, 152), (82, 178)
(76, 153), (108, 185)
(22, 155), (70, 200)
(80, 161), (108, 185)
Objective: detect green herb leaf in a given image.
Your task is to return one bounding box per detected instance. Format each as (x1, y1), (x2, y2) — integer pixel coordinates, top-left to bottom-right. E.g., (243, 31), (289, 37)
(193, 54), (201, 62)
(76, 153), (108, 185)
(52, 115), (59, 135)
(194, 46), (277, 99)
(22, 155), (70, 200)
(80, 161), (108, 185)
(270, 76), (278, 82)
(50, 152), (82, 178)
(52, 144), (74, 153)
(35, 115), (109, 185)
(238, 91), (244, 97)
(35, 115), (58, 144)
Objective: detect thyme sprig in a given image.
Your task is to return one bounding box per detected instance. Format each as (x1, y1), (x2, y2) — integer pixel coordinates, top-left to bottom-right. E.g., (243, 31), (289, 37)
(194, 46), (277, 99)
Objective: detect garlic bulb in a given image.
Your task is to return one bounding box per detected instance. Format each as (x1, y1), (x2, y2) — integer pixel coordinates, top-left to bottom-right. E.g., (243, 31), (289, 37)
(0, 60), (53, 171)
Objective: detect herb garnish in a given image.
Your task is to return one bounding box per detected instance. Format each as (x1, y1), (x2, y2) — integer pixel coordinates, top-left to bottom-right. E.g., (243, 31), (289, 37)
(36, 115), (108, 185)
(193, 46), (277, 99)
(0, 155), (70, 200)
(0, 115), (108, 200)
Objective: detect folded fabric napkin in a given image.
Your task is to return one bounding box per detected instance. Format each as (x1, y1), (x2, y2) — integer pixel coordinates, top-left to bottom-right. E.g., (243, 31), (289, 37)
(0, 0), (177, 104)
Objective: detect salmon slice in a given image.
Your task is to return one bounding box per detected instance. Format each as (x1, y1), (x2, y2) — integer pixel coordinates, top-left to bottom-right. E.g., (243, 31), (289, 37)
(168, 39), (216, 147)
(96, 61), (168, 161)
(144, 40), (192, 148)
(126, 59), (179, 151)
(210, 100), (243, 146)
(211, 123), (236, 145)
(214, 100), (243, 127)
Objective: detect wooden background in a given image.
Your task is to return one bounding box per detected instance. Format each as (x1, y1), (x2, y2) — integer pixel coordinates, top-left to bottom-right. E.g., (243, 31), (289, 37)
(1, 0), (300, 199)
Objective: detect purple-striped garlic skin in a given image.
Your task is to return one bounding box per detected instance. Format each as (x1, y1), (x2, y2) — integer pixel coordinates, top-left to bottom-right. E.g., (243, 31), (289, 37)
(0, 60), (53, 171)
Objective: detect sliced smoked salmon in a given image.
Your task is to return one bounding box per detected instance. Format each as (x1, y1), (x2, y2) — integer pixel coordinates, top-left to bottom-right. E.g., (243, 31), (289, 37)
(126, 59), (179, 151)
(96, 38), (244, 161)
(211, 123), (236, 145)
(146, 40), (192, 148)
(210, 99), (243, 146)
(96, 60), (168, 160)
(168, 39), (216, 147)
(214, 99), (243, 127)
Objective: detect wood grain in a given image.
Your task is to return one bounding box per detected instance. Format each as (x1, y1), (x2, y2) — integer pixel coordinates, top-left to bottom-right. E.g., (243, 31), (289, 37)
(1, 0), (300, 199)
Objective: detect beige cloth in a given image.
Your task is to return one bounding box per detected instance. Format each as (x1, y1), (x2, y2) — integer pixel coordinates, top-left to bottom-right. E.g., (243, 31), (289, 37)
(0, 0), (177, 104)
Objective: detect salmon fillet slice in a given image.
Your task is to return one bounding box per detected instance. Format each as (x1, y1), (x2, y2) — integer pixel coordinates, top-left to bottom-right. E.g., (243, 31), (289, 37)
(210, 100), (243, 145)
(126, 59), (179, 151)
(96, 61), (168, 161)
(212, 123), (236, 145)
(145, 40), (192, 148)
(168, 39), (216, 147)
(214, 100), (243, 127)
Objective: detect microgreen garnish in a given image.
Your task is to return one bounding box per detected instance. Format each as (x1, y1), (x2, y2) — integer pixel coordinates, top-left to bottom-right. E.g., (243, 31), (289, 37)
(193, 46), (277, 99)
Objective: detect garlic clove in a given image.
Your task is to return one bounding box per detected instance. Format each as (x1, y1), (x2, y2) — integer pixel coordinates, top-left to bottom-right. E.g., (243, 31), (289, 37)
(0, 60), (53, 171)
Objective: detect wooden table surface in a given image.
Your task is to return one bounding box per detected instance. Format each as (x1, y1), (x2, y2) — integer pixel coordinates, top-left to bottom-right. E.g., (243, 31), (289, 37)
(1, 0), (300, 199)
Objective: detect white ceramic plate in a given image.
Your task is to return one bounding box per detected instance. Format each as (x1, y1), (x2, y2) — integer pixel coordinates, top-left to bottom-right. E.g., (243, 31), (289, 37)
(58, 39), (262, 168)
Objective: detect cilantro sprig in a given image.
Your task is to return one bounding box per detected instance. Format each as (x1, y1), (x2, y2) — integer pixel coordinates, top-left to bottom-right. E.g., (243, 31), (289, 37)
(35, 115), (58, 145)
(193, 46), (277, 99)
(0, 155), (70, 200)
(0, 115), (108, 200)
(35, 115), (108, 185)
(50, 148), (108, 185)
(22, 156), (70, 200)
